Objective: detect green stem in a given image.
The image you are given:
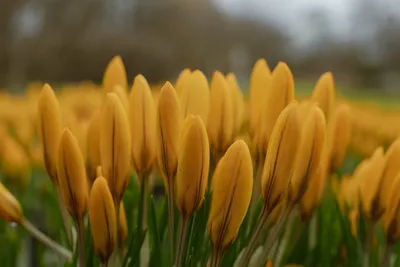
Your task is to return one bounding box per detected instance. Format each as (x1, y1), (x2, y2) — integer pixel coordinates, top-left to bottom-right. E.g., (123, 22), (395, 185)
(255, 207), (291, 267)
(274, 210), (297, 266)
(55, 185), (73, 245)
(209, 248), (223, 267)
(175, 215), (190, 267)
(238, 207), (268, 267)
(21, 218), (72, 260)
(77, 218), (86, 267)
(141, 172), (149, 231)
(363, 221), (375, 267)
(380, 244), (392, 267)
(167, 175), (175, 264)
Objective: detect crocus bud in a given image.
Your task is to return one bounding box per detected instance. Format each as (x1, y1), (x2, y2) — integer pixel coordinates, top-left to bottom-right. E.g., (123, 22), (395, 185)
(129, 74), (156, 177)
(208, 71), (234, 155)
(100, 93), (131, 205)
(57, 128), (89, 219)
(261, 101), (301, 213)
(289, 105), (326, 204)
(258, 62), (295, 154)
(207, 140), (253, 252)
(37, 83), (62, 183)
(156, 82), (182, 184)
(113, 85), (129, 112)
(86, 110), (101, 183)
(0, 183), (23, 223)
(249, 59), (271, 137)
(176, 115), (210, 217)
(383, 173), (400, 244)
(226, 73), (245, 134)
(175, 68), (192, 94)
(311, 72), (335, 120)
(103, 56), (128, 93)
(358, 147), (386, 220)
(89, 176), (117, 263)
(300, 164), (325, 221)
(327, 104), (351, 172)
(379, 138), (400, 212)
(178, 70), (210, 125)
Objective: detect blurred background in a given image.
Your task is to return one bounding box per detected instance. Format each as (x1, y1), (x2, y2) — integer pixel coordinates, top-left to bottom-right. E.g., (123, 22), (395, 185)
(2, 0), (400, 92)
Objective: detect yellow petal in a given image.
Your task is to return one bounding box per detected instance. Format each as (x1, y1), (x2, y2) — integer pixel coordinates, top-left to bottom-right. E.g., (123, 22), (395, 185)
(208, 71), (234, 154)
(207, 140), (253, 251)
(261, 101), (301, 212)
(119, 202), (128, 247)
(129, 74), (157, 176)
(175, 68), (192, 95)
(37, 84), (62, 183)
(156, 82), (182, 184)
(176, 115), (210, 217)
(89, 176), (116, 263)
(289, 105), (326, 204)
(258, 62), (295, 154)
(300, 164), (325, 221)
(113, 85), (129, 112)
(57, 128), (89, 219)
(0, 183), (23, 223)
(103, 56), (128, 93)
(383, 173), (400, 243)
(226, 73), (245, 134)
(100, 93), (131, 205)
(311, 72), (335, 120)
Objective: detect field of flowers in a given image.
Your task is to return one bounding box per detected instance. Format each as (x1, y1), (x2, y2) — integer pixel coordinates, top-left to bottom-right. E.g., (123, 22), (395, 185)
(1, 56), (400, 267)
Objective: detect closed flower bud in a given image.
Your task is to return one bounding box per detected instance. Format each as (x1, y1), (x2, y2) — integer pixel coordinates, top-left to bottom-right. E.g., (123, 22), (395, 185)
(208, 71), (234, 155)
(129, 74), (157, 177)
(100, 93), (131, 205)
(258, 62), (295, 154)
(261, 101), (301, 213)
(0, 183), (23, 223)
(156, 82), (182, 183)
(358, 147), (385, 220)
(89, 176), (117, 263)
(207, 140), (253, 251)
(249, 59), (271, 137)
(103, 56), (128, 93)
(178, 70), (210, 125)
(37, 83), (62, 183)
(86, 111), (101, 183)
(226, 73), (245, 134)
(300, 164), (326, 221)
(311, 72), (335, 120)
(379, 138), (400, 212)
(176, 115), (210, 217)
(113, 85), (129, 112)
(289, 105), (326, 204)
(175, 68), (192, 94)
(327, 104), (351, 172)
(57, 128), (89, 219)
(383, 173), (400, 244)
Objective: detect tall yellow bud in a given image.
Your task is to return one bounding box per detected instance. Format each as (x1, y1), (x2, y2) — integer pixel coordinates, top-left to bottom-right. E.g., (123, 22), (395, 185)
(289, 105), (326, 204)
(258, 62), (295, 154)
(383, 173), (400, 244)
(207, 140), (253, 253)
(156, 82), (182, 183)
(327, 104), (351, 172)
(175, 68), (192, 94)
(249, 59), (271, 137)
(86, 110), (101, 183)
(311, 72), (335, 120)
(379, 138), (400, 211)
(0, 183), (23, 223)
(89, 177), (117, 263)
(57, 128), (89, 219)
(129, 74), (156, 177)
(103, 56), (128, 93)
(358, 147), (385, 221)
(178, 70), (210, 125)
(261, 101), (301, 213)
(208, 71), (234, 155)
(176, 115), (210, 217)
(226, 73), (245, 134)
(100, 93), (131, 205)
(37, 83), (62, 183)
